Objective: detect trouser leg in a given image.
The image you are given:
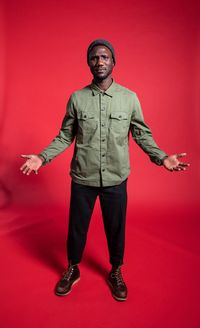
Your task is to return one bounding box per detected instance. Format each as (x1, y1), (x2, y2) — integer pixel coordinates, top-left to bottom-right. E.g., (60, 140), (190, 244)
(99, 179), (128, 267)
(67, 181), (98, 265)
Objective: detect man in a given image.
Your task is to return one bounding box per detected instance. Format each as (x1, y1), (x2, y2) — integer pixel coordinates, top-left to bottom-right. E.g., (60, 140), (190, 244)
(20, 39), (189, 302)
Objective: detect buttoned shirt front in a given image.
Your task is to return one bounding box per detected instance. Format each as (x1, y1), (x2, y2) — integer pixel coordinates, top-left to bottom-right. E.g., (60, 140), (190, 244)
(39, 81), (167, 187)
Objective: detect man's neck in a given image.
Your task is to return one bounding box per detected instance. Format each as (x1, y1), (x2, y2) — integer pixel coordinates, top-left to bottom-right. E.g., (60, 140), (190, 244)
(93, 76), (113, 91)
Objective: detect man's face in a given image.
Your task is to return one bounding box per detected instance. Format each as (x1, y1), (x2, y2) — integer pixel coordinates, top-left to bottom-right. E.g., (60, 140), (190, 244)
(88, 45), (114, 81)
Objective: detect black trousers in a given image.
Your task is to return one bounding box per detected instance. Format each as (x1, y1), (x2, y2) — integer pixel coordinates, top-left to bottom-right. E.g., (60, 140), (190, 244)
(67, 179), (127, 267)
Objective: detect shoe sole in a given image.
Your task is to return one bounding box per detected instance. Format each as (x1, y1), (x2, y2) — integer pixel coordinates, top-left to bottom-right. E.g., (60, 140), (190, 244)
(55, 277), (80, 296)
(107, 279), (127, 302)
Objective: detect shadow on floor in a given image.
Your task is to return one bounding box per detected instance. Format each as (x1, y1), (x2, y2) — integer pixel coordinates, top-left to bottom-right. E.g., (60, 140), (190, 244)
(4, 208), (109, 278)
(5, 210), (67, 273)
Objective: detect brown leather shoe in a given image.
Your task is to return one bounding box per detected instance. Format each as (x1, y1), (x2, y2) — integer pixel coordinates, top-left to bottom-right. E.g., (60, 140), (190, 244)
(107, 266), (127, 301)
(55, 264), (80, 296)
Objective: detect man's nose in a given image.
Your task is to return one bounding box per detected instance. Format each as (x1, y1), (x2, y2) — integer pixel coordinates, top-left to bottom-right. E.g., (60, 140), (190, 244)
(96, 57), (104, 65)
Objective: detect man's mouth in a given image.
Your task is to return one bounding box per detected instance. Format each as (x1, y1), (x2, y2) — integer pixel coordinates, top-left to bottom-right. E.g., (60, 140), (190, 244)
(95, 68), (106, 73)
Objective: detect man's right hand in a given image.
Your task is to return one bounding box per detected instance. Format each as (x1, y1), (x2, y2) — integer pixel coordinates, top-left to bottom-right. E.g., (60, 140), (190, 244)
(20, 154), (44, 175)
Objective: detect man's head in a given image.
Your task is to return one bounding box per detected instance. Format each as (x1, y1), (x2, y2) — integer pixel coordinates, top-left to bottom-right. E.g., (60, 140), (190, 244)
(87, 39), (116, 65)
(87, 39), (115, 81)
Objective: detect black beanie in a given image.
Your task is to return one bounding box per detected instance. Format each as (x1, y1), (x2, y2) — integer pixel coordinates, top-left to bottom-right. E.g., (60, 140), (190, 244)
(87, 39), (116, 65)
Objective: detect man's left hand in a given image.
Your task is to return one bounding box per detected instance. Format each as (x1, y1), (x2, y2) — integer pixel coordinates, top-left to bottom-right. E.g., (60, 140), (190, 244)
(163, 153), (190, 172)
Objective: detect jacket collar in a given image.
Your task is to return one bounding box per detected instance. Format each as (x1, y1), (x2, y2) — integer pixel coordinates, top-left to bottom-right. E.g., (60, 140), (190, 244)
(90, 80), (116, 97)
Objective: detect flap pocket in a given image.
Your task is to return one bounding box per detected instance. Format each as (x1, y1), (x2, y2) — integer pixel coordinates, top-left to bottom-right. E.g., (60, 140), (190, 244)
(110, 112), (128, 120)
(77, 112), (95, 120)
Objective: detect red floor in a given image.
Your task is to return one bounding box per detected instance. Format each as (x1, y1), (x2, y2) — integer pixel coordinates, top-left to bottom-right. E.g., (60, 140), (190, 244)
(1, 203), (199, 328)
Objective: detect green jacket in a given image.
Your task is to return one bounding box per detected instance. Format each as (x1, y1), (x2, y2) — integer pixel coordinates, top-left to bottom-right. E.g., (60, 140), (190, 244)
(39, 81), (167, 186)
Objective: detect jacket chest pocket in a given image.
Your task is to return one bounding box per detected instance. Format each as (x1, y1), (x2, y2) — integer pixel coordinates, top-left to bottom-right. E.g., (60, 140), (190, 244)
(77, 111), (97, 133)
(109, 112), (129, 133)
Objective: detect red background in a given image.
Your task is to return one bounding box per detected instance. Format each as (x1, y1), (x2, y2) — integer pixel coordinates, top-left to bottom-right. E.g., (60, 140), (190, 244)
(1, 0), (200, 327)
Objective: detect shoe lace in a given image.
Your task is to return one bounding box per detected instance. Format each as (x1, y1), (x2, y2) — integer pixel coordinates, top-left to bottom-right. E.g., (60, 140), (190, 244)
(111, 267), (125, 286)
(63, 266), (75, 281)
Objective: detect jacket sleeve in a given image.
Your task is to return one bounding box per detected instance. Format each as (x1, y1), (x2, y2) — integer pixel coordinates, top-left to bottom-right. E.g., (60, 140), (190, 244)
(130, 93), (168, 165)
(38, 94), (77, 165)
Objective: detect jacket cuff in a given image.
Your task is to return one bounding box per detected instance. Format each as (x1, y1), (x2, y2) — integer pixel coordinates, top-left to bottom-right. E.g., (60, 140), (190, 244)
(153, 155), (168, 166)
(38, 153), (47, 165)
